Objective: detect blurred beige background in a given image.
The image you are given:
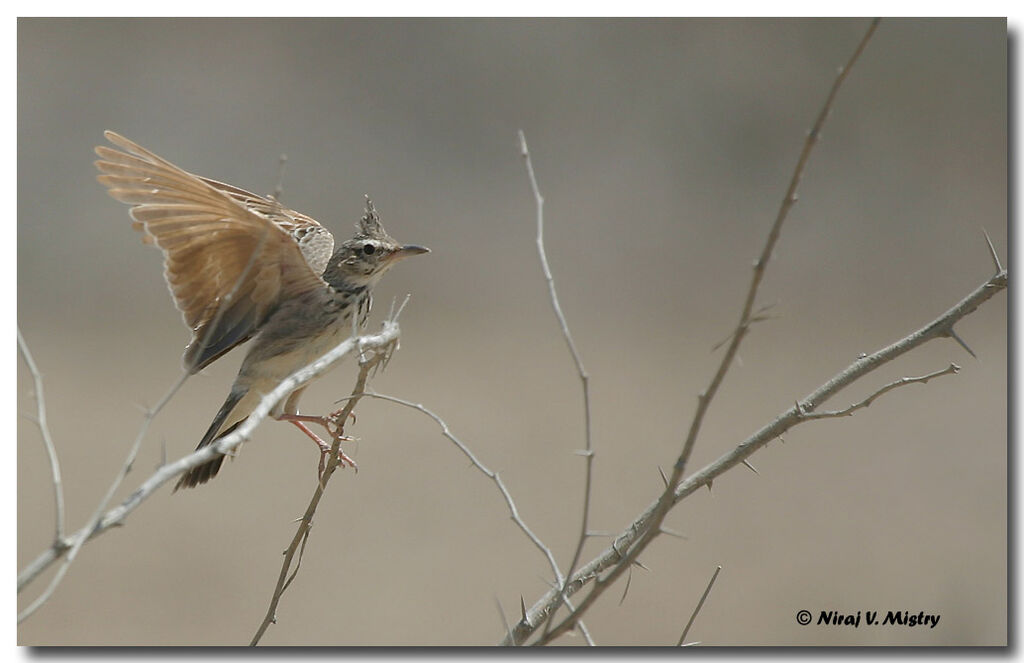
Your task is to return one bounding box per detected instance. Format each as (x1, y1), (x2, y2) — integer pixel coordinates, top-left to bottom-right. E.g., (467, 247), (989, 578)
(17, 18), (1006, 646)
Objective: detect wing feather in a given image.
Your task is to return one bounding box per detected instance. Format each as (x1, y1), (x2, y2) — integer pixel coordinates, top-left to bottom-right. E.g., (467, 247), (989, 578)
(200, 176), (335, 275)
(95, 131), (330, 372)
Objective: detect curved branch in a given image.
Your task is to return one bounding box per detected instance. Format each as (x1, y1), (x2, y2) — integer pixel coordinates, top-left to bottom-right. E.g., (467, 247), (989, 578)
(517, 130), (595, 637)
(17, 329), (66, 547)
(359, 392), (567, 592)
(799, 364), (960, 420)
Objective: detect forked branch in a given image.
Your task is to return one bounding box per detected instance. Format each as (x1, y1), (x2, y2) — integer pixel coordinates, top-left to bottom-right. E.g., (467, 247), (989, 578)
(250, 328), (399, 645)
(518, 130), (596, 639)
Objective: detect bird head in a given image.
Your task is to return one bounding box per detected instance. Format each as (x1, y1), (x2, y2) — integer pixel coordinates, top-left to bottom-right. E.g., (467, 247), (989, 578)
(323, 196), (429, 290)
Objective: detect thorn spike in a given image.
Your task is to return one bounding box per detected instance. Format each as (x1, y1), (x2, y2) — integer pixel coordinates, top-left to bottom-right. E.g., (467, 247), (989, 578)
(948, 327), (977, 359)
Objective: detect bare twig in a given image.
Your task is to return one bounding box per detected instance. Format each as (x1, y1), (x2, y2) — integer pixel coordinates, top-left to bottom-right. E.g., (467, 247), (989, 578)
(359, 388), (597, 643)
(250, 331), (395, 646)
(518, 130), (596, 637)
(270, 153), (288, 201)
(517, 133), (591, 394)
(17, 329), (65, 548)
(358, 392), (567, 592)
(680, 16), (883, 486)
(572, 606), (596, 646)
(281, 529), (312, 594)
(676, 566), (722, 646)
(495, 597), (515, 646)
(799, 364), (960, 420)
(17, 370), (190, 623)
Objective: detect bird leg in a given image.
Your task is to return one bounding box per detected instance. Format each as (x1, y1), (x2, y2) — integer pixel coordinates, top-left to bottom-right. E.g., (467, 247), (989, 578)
(276, 413), (358, 476)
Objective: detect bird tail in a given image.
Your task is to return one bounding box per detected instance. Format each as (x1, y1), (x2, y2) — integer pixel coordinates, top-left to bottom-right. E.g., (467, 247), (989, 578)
(174, 388), (248, 491)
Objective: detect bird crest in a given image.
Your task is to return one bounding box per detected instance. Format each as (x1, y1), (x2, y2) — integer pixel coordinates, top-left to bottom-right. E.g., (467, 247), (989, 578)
(358, 195), (386, 237)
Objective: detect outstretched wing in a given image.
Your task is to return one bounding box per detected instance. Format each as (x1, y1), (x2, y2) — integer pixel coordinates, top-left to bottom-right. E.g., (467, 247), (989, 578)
(95, 131), (330, 372)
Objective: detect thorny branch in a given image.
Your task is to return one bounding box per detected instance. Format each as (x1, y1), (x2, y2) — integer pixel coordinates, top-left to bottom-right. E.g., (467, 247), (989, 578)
(677, 566), (722, 646)
(518, 130), (596, 640)
(250, 325), (400, 646)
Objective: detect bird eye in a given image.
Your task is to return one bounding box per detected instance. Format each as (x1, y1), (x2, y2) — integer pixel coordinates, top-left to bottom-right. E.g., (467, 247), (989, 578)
(362, 243), (376, 255)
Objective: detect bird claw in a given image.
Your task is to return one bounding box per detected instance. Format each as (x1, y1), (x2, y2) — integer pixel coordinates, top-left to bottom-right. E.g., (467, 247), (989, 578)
(316, 440), (358, 480)
(326, 408), (357, 430)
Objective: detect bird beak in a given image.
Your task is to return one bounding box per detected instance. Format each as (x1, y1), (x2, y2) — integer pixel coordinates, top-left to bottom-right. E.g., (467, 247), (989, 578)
(390, 244), (430, 262)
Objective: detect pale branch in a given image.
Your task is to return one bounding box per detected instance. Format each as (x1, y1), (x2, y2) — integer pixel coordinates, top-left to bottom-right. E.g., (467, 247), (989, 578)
(513, 594), (594, 645)
(17, 328), (65, 547)
(270, 153), (288, 202)
(17, 370), (189, 624)
(517, 130), (591, 383)
(518, 129), (596, 638)
(495, 597), (515, 646)
(504, 263), (1005, 646)
(798, 364), (960, 420)
(677, 565), (722, 646)
(678, 15), (882, 487)
(573, 603), (596, 646)
(358, 392), (575, 619)
(17, 322), (404, 602)
(281, 528), (311, 594)
(18, 228), (272, 611)
(251, 336), (394, 646)
(528, 17), (883, 645)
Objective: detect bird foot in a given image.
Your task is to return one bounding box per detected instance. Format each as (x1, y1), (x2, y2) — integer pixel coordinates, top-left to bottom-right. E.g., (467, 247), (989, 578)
(278, 414), (359, 478)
